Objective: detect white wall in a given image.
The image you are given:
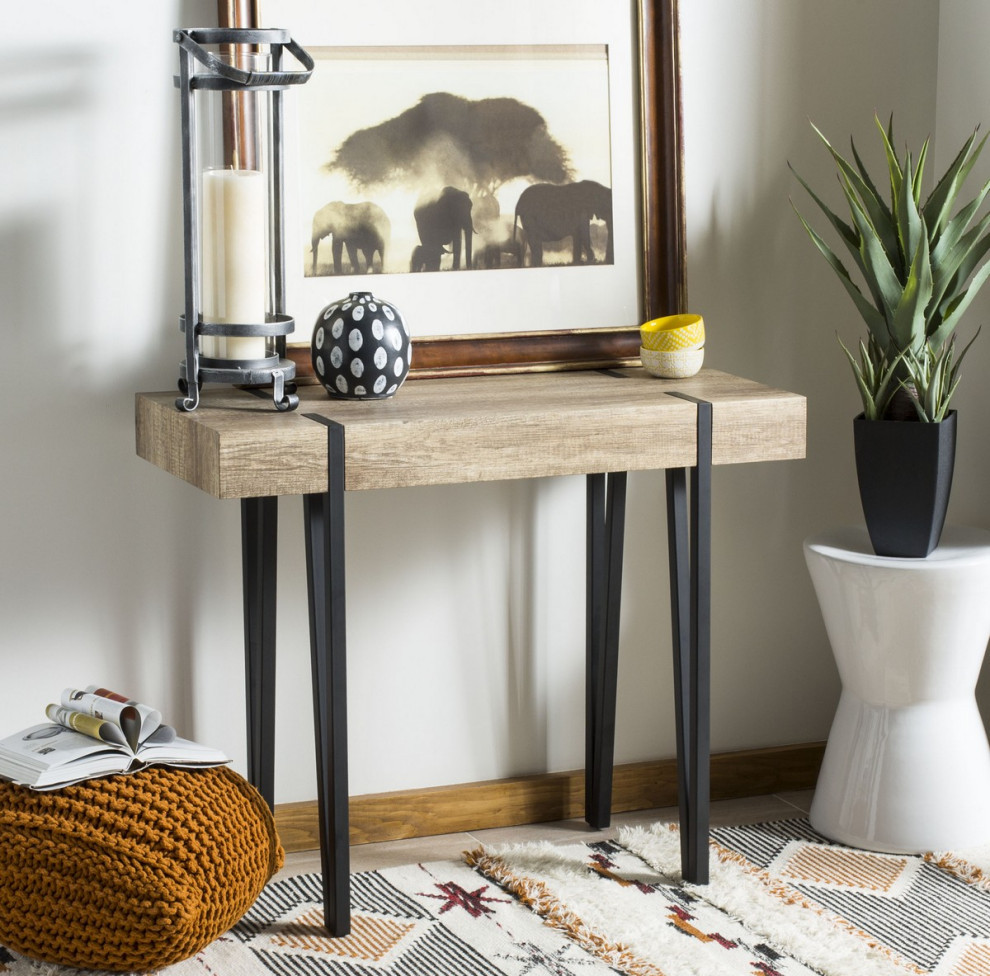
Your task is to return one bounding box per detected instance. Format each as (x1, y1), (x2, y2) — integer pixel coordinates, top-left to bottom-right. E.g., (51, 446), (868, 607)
(676, 0), (943, 768)
(0, 1), (972, 807)
(935, 0), (990, 713)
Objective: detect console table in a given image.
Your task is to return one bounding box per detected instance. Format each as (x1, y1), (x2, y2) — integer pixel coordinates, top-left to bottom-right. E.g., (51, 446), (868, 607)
(135, 366), (805, 936)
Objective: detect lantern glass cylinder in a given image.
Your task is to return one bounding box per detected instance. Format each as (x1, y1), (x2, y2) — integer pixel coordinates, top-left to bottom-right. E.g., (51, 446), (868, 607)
(195, 49), (272, 364)
(174, 26), (313, 412)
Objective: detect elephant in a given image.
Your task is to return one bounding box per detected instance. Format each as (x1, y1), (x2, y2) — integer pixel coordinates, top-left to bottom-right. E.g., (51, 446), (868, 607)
(410, 186), (474, 272)
(474, 216), (523, 269)
(476, 235), (523, 270)
(513, 180), (613, 268)
(471, 191), (500, 226)
(310, 201), (390, 275)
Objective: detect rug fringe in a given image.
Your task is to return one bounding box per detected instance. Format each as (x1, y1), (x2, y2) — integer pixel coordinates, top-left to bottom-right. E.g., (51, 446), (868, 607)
(924, 850), (990, 892)
(464, 848), (670, 976)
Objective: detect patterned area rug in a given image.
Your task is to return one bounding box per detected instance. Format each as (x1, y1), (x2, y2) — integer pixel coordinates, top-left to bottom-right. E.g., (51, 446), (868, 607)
(3, 818), (990, 975)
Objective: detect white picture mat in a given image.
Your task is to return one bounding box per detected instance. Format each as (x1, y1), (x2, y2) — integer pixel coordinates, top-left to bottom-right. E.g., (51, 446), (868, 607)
(265, 0), (643, 342)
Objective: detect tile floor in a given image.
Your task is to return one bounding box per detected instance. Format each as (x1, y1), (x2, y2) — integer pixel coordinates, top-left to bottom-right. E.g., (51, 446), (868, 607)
(274, 789), (814, 880)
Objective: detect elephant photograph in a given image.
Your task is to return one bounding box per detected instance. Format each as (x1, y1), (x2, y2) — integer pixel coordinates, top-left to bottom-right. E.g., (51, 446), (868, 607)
(513, 180), (613, 268)
(310, 200), (390, 276)
(296, 44), (614, 279)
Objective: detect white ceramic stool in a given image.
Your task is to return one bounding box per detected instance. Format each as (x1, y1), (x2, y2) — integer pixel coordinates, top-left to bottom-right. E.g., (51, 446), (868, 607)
(804, 525), (990, 853)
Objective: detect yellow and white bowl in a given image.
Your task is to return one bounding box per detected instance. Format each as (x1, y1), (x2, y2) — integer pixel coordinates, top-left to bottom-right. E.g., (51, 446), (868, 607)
(640, 313), (705, 352)
(640, 344), (704, 379)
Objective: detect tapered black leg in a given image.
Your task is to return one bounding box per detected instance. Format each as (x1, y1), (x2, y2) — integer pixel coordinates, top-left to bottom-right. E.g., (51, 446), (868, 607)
(586, 474), (605, 825)
(303, 417), (350, 936)
(688, 402), (712, 883)
(665, 468), (691, 870)
(666, 395), (713, 885)
(586, 471), (627, 829)
(241, 496), (277, 811)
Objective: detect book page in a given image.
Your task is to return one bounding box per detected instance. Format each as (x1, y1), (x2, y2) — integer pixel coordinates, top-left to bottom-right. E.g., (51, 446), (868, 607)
(0, 723), (124, 772)
(138, 733), (228, 766)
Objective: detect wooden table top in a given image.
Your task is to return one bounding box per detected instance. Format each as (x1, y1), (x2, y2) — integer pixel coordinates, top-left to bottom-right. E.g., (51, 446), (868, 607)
(135, 368), (806, 499)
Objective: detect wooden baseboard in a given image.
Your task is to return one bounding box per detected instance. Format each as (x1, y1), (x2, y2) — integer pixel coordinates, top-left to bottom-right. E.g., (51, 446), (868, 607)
(274, 741), (824, 853)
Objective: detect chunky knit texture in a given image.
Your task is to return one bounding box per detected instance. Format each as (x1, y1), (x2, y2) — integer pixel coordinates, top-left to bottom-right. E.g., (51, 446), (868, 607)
(0, 765), (284, 971)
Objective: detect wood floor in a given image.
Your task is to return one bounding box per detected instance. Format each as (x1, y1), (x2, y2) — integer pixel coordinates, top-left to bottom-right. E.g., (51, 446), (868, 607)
(274, 789), (814, 881)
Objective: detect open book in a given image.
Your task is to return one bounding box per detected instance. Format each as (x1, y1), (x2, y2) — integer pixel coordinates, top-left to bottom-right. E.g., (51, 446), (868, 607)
(0, 686), (229, 790)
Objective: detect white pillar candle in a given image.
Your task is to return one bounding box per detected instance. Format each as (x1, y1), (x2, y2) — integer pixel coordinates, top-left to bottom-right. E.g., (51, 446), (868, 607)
(200, 168), (267, 361)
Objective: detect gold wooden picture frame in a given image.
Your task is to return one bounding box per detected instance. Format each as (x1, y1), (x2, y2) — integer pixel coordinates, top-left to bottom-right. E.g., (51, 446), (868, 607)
(232, 1), (684, 379)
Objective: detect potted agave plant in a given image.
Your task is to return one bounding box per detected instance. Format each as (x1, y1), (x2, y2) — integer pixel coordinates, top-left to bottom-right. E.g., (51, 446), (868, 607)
(792, 117), (990, 557)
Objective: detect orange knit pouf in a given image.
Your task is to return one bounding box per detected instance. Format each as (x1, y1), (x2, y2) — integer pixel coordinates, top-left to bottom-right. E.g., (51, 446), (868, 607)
(0, 765), (284, 971)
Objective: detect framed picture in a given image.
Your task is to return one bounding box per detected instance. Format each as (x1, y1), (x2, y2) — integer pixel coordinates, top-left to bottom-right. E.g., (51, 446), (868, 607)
(257, 0), (684, 377)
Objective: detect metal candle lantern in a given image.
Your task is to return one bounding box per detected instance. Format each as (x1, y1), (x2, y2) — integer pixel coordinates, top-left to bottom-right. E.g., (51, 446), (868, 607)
(173, 27), (313, 411)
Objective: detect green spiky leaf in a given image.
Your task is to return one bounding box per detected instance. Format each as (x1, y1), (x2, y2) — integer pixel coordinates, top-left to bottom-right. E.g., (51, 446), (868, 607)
(924, 130), (988, 237)
(912, 138), (929, 207)
(792, 203), (887, 337)
(837, 334), (905, 420)
(889, 233), (933, 352)
(895, 150), (925, 272)
(931, 258), (990, 347)
(902, 329), (979, 421)
(812, 121), (900, 269)
(787, 163), (862, 267)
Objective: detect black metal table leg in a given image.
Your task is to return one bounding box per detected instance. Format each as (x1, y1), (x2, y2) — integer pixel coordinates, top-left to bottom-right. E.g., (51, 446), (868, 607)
(586, 470), (627, 829)
(303, 416), (351, 936)
(241, 496), (278, 811)
(664, 467), (691, 871)
(665, 395), (712, 884)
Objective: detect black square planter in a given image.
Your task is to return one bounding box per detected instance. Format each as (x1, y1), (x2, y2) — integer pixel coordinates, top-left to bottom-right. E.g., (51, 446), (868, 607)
(853, 411), (956, 558)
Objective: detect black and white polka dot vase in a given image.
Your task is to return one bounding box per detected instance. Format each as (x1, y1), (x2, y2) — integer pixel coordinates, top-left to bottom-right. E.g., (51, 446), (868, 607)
(311, 292), (411, 400)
